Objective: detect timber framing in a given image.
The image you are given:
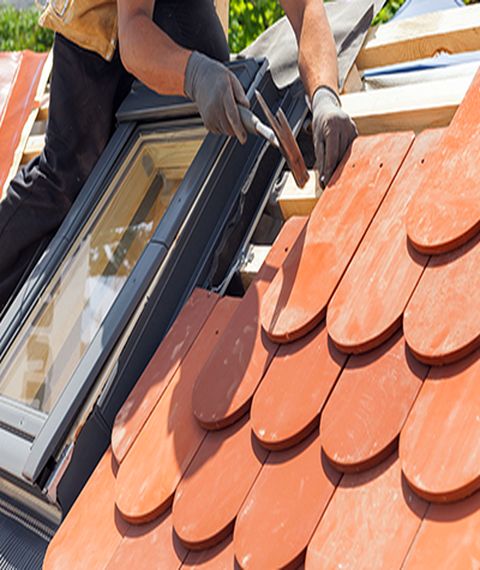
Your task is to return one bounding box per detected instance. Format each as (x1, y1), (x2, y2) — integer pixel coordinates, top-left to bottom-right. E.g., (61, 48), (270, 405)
(356, 4), (480, 70)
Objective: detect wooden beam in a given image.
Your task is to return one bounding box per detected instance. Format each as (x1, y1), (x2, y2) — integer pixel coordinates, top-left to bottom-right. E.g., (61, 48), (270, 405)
(277, 171), (322, 219)
(21, 134), (45, 164)
(341, 73), (474, 135)
(37, 93), (50, 122)
(239, 244), (271, 288)
(214, 0), (229, 36)
(357, 4), (480, 70)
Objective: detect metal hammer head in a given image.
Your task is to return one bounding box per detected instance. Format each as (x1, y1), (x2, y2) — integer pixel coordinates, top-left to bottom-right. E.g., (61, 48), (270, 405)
(255, 90), (310, 188)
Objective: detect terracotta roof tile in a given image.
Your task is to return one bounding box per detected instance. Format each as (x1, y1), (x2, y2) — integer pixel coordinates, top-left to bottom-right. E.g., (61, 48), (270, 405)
(251, 323), (346, 450)
(234, 432), (340, 569)
(192, 216), (307, 430)
(400, 349), (480, 502)
(306, 453), (428, 570)
(112, 289), (219, 463)
(43, 450), (127, 570)
(404, 233), (480, 365)
(0, 51), (48, 195)
(115, 296), (240, 523)
(327, 130), (441, 354)
(105, 512), (187, 570)
(260, 132), (414, 344)
(320, 333), (427, 473)
(173, 416), (266, 550)
(44, 72), (480, 567)
(406, 71), (480, 255)
(403, 492), (480, 569)
(181, 537), (236, 569)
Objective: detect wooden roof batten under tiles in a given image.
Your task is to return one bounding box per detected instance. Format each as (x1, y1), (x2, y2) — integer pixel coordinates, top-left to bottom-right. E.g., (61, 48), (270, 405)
(41, 5), (480, 570)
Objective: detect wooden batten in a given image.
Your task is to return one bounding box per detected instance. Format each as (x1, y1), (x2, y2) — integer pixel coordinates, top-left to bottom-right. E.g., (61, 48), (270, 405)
(357, 4), (480, 70)
(239, 244), (271, 288)
(277, 171), (322, 220)
(341, 73), (474, 135)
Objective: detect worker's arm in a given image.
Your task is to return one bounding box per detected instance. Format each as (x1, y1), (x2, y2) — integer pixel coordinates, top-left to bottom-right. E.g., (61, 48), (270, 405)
(280, 0), (357, 186)
(117, 0), (249, 142)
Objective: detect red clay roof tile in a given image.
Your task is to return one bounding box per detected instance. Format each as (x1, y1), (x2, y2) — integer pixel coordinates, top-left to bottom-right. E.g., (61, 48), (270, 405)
(105, 512), (187, 569)
(327, 130), (441, 354)
(400, 349), (480, 502)
(404, 232), (480, 365)
(233, 432), (340, 569)
(43, 450), (127, 570)
(260, 132), (414, 344)
(0, 51), (48, 196)
(251, 322), (346, 450)
(320, 333), (427, 473)
(112, 289), (218, 463)
(173, 416), (266, 550)
(192, 217), (307, 430)
(306, 454), (427, 570)
(181, 536), (236, 569)
(115, 296), (240, 523)
(406, 70), (480, 255)
(403, 491), (480, 569)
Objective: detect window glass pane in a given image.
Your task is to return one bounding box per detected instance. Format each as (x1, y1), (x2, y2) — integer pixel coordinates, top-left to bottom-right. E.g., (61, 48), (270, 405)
(0, 127), (205, 413)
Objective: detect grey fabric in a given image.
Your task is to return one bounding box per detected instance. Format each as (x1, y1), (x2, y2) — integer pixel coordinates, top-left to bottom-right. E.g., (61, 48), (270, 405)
(242, 0), (383, 90)
(184, 51), (250, 142)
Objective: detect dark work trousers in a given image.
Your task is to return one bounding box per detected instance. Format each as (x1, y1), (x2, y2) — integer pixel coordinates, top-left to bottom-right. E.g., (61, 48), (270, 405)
(0, 0), (229, 313)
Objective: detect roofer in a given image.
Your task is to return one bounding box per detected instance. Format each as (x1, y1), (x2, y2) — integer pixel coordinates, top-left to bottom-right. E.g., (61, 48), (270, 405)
(0, 0), (357, 313)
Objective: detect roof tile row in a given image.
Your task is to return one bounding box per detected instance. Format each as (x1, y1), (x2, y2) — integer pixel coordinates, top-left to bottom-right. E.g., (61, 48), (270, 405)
(43, 70), (480, 570)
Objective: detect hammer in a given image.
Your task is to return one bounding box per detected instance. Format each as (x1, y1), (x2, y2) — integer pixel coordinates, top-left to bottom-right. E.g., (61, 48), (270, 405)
(239, 91), (309, 188)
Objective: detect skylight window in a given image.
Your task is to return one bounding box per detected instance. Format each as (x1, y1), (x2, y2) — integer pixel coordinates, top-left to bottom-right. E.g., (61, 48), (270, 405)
(0, 128), (204, 414)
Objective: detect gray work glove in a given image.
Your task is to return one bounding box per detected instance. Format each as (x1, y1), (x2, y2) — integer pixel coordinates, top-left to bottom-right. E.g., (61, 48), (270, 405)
(184, 51), (250, 144)
(311, 86), (358, 188)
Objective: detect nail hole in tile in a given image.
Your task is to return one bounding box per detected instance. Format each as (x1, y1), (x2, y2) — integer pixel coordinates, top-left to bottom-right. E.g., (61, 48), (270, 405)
(420, 158), (425, 164)
(284, 247), (289, 252)
(379, 162), (384, 168)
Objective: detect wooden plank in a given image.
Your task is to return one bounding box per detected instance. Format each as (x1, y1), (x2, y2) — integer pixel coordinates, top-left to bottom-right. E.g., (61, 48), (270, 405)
(214, 0), (229, 35)
(37, 93), (50, 122)
(341, 73), (474, 135)
(277, 171), (322, 219)
(239, 244), (271, 288)
(21, 134), (45, 164)
(357, 5), (480, 70)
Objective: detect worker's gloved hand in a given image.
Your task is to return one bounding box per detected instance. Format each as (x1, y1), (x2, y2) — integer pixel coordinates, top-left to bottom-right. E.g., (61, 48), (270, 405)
(184, 51), (250, 144)
(311, 86), (358, 188)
